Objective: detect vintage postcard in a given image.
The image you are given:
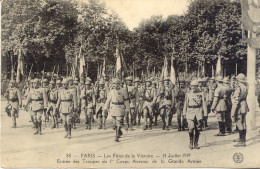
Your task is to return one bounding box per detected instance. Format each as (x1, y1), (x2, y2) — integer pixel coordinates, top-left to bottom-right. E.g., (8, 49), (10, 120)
(1, 0), (260, 168)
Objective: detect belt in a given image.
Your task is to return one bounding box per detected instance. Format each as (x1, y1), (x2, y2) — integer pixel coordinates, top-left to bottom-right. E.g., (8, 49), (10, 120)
(188, 105), (201, 108)
(143, 98), (153, 102)
(112, 102), (124, 105)
(61, 100), (72, 102)
(31, 99), (43, 101)
(49, 100), (57, 104)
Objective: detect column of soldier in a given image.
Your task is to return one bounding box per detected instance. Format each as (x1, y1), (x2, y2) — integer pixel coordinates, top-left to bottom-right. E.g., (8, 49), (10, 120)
(4, 72), (248, 148)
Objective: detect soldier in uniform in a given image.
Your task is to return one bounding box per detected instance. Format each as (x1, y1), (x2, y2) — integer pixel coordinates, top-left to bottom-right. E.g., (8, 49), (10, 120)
(174, 78), (187, 131)
(152, 79), (159, 126)
(42, 78), (50, 123)
(197, 78), (208, 130)
(141, 78), (156, 130)
(24, 79), (35, 125)
(81, 78), (95, 130)
(24, 78), (48, 135)
(222, 77), (233, 134)
(56, 78), (77, 139)
(56, 79), (63, 124)
(158, 77), (174, 130)
(134, 77), (143, 126)
(183, 80), (207, 149)
(95, 78), (107, 129)
(68, 77), (79, 129)
(4, 80), (22, 128)
(231, 73), (249, 147)
(103, 78), (130, 142)
(47, 80), (59, 129)
(125, 76), (138, 130)
(211, 76), (228, 136)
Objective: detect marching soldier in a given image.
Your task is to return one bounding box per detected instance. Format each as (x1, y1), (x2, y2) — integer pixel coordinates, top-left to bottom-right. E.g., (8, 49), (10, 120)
(68, 77), (79, 129)
(158, 77), (174, 130)
(183, 80), (207, 149)
(56, 79), (63, 124)
(24, 79), (35, 125)
(95, 78), (107, 130)
(197, 78), (208, 130)
(24, 78), (48, 135)
(141, 78), (156, 130)
(80, 78), (95, 130)
(174, 78), (187, 131)
(56, 78), (77, 139)
(47, 80), (59, 129)
(125, 76), (138, 130)
(4, 80), (22, 128)
(152, 79), (159, 126)
(211, 76), (228, 136)
(222, 77), (233, 134)
(134, 77), (143, 126)
(42, 78), (50, 123)
(103, 78), (130, 142)
(231, 73), (249, 147)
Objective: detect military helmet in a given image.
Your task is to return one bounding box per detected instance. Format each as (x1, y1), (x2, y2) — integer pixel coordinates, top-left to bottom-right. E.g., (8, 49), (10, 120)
(9, 79), (16, 84)
(216, 76), (223, 82)
(56, 80), (61, 84)
(99, 79), (105, 85)
(197, 77), (203, 82)
(126, 76), (133, 81)
(73, 80), (78, 84)
(49, 80), (55, 84)
(62, 78), (69, 84)
(112, 78), (120, 84)
(222, 77), (230, 84)
(190, 80), (199, 86)
(134, 77), (141, 82)
(236, 73), (247, 83)
(33, 78), (40, 84)
(85, 77), (92, 83)
(42, 78), (48, 83)
(85, 80), (91, 85)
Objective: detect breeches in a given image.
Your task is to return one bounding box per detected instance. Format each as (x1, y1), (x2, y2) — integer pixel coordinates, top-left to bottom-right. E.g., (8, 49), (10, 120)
(235, 114), (246, 130)
(187, 116), (199, 131)
(112, 116), (124, 127)
(216, 111), (226, 122)
(62, 113), (72, 125)
(33, 110), (43, 122)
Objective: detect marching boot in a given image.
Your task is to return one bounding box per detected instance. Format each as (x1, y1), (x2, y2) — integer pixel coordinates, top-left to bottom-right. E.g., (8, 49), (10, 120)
(103, 118), (106, 130)
(88, 117), (92, 130)
(64, 124), (68, 138)
(143, 117), (148, 130)
(154, 116), (158, 126)
(233, 130), (242, 142)
(118, 127), (123, 137)
(115, 126), (119, 142)
(52, 117), (56, 129)
(189, 131), (194, 149)
(234, 130), (246, 147)
(85, 117), (89, 129)
(125, 116), (129, 130)
(194, 130), (200, 149)
(137, 116), (141, 126)
(98, 117), (102, 129)
(38, 122), (42, 135)
(217, 122), (225, 136)
(34, 122), (39, 135)
(67, 124), (72, 139)
(178, 118), (182, 131)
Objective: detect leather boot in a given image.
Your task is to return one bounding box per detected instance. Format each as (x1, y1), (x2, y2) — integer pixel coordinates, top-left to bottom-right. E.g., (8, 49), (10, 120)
(88, 117), (92, 130)
(34, 122), (39, 135)
(98, 117), (102, 129)
(118, 127), (123, 137)
(64, 124), (68, 138)
(103, 118), (106, 130)
(233, 130), (242, 142)
(38, 122), (42, 135)
(194, 130), (200, 149)
(115, 127), (119, 142)
(125, 116), (129, 130)
(189, 131), (194, 149)
(178, 118), (182, 131)
(67, 124), (71, 139)
(234, 130), (246, 147)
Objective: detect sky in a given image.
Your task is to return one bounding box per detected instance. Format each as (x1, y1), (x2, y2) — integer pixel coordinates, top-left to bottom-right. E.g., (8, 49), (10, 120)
(103, 0), (190, 30)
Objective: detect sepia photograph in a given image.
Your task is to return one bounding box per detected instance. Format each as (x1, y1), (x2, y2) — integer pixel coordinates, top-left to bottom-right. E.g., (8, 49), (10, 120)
(1, 0), (260, 168)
